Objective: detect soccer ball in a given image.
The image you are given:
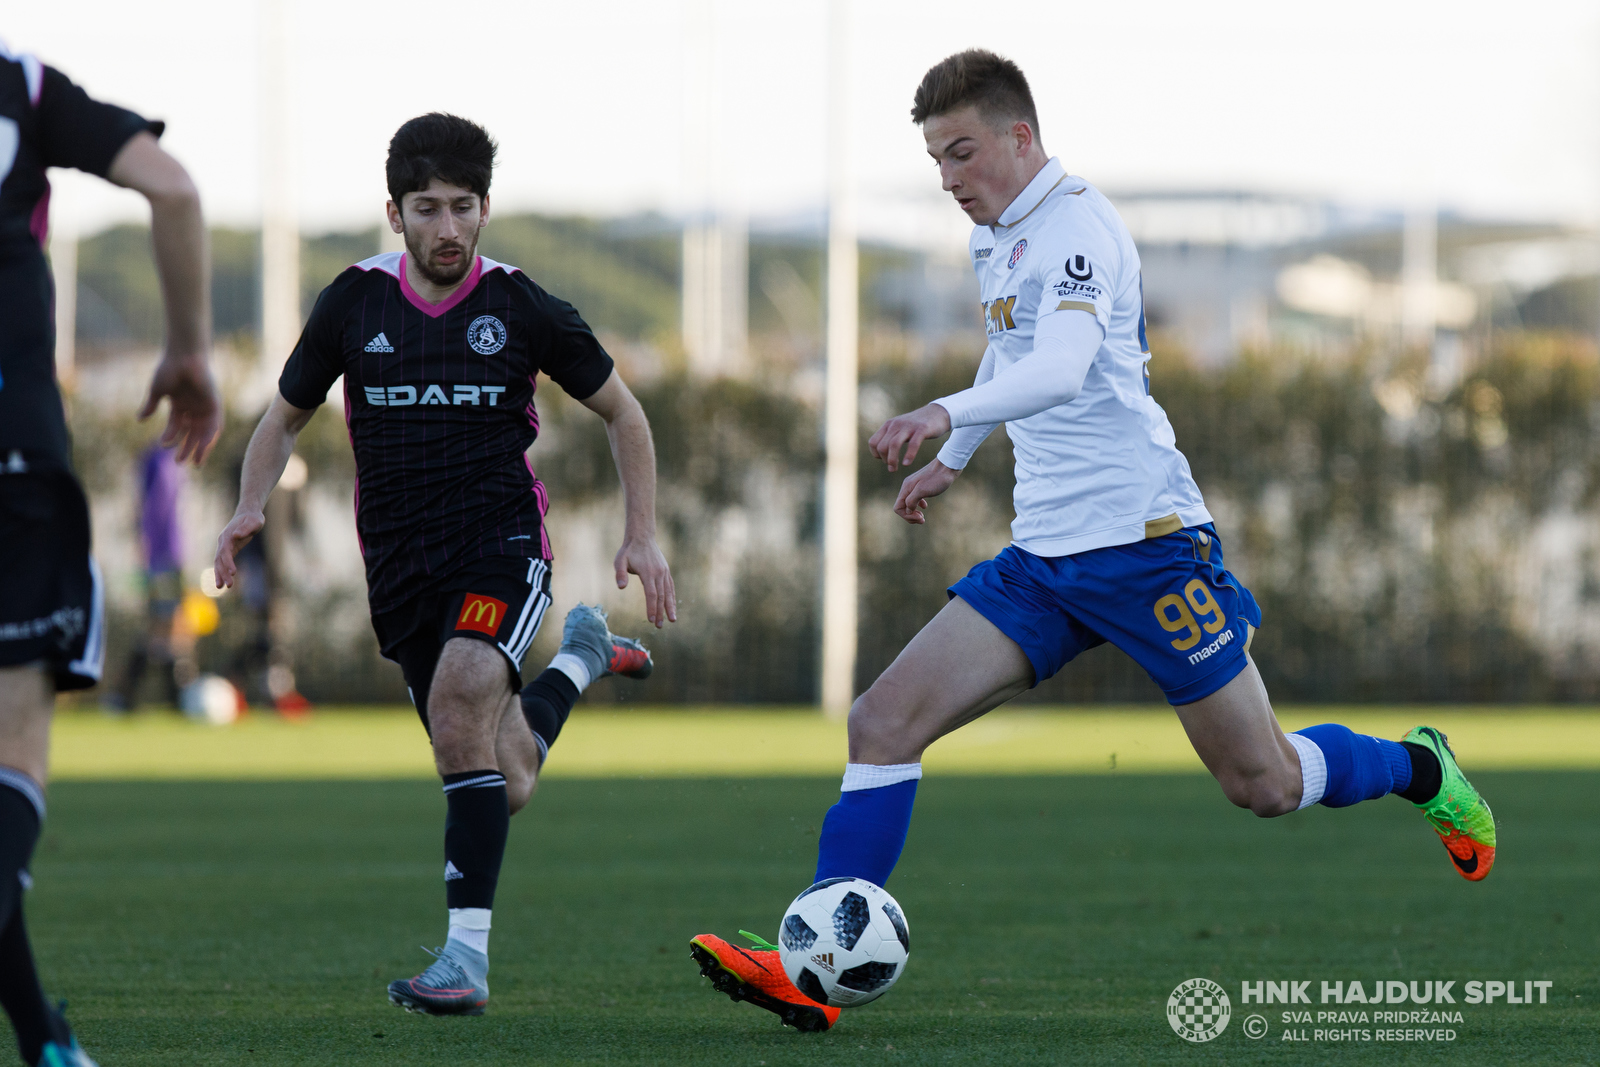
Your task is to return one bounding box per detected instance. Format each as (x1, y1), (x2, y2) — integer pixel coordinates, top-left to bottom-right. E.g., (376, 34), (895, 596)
(778, 877), (910, 1008)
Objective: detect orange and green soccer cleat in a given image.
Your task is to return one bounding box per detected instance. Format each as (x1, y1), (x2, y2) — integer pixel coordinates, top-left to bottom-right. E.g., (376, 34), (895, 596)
(1404, 726), (1496, 881)
(690, 931), (840, 1032)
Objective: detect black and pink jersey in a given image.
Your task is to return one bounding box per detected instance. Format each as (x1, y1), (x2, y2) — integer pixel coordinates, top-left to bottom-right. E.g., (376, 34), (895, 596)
(0, 45), (159, 471)
(278, 252), (613, 616)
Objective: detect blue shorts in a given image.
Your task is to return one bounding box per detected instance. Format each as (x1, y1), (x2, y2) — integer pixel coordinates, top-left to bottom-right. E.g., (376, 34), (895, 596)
(949, 524), (1261, 706)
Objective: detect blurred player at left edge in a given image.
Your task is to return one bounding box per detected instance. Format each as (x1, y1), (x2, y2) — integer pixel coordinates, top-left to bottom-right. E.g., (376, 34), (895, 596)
(0, 41), (222, 1067)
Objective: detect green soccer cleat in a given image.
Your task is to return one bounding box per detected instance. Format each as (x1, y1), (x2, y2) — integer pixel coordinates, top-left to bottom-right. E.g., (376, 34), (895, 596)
(1403, 726), (1496, 881)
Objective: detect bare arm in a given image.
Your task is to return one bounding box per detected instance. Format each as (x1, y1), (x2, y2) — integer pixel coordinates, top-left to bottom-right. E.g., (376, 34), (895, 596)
(107, 131), (222, 464)
(577, 371), (677, 627)
(212, 393), (316, 589)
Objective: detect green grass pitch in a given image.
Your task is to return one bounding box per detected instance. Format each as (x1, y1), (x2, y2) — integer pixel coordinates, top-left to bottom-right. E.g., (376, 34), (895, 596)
(28, 773), (1596, 1065)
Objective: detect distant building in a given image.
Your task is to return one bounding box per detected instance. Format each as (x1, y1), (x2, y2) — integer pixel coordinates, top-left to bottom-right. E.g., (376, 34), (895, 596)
(1111, 190), (1593, 365)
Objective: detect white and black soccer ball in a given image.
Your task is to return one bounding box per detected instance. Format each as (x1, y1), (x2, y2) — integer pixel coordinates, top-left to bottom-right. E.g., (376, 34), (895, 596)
(778, 877), (910, 1008)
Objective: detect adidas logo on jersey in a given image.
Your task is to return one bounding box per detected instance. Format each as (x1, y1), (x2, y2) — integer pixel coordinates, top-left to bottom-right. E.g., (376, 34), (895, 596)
(364, 332), (395, 353)
(444, 861), (464, 881)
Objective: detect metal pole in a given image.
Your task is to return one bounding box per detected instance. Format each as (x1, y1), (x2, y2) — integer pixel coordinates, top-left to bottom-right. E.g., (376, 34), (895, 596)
(820, 0), (858, 718)
(1401, 200), (1437, 352)
(258, 0), (300, 708)
(260, 0), (299, 392)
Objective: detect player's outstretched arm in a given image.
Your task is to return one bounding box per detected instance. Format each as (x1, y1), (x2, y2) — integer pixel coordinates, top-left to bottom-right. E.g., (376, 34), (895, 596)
(107, 131), (222, 465)
(577, 372), (677, 627)
(213, 394), (316, 589)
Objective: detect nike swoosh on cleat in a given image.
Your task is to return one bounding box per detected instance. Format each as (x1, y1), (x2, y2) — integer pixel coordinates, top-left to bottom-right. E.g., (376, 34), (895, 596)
(731, 945), (776, 975)
(1450, 850), (1479, 874)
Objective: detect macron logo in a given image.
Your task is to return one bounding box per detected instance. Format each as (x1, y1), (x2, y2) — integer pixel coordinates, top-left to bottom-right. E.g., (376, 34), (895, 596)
(364, 332), (395, 353)
(444, 861), (464, 882)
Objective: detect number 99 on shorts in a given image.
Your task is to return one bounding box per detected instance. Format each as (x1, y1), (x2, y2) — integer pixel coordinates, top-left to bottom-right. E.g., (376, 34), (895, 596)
(1153, 580), (1228, 651)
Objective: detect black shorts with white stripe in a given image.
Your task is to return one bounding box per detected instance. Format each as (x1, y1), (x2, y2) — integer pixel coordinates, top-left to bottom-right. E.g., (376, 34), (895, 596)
(0, 469), (104, 691)
(372, 555), (553, 734)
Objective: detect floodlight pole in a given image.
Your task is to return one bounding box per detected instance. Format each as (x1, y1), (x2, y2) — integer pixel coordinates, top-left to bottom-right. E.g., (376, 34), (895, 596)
(679, 0), (748, 378)
(257, 0), (300, 705)
(1401, 200), (1437, 352)
(820, 0), (858, 718)
(260, 0), (299, 395)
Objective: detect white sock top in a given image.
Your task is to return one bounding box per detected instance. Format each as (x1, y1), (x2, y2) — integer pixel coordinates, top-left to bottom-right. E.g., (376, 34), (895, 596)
(548, 652), (593, 692)
(448, 908), (492, 955)
(840, 762), (923, 792)
(1286, 733), (1327, 810)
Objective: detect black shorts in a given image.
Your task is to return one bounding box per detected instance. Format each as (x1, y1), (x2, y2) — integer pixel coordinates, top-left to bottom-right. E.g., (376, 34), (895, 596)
(0, 470), (105, 691)
(371, 555), (552, 732)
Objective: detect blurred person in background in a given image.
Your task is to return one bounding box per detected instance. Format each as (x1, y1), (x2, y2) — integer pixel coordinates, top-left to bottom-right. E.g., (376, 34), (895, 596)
(0, 43), (220, 1067)
(106, 443), (192, 712)
(214, 113), (673, 1018)
(220, 449), (288, 712)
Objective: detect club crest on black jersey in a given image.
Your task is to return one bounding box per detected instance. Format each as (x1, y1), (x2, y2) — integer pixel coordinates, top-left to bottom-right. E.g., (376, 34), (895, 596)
(278, 252), (614, 615)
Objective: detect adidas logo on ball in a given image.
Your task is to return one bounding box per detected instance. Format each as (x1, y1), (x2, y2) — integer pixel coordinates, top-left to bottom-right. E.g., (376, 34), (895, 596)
(780, 876), (911, 1008)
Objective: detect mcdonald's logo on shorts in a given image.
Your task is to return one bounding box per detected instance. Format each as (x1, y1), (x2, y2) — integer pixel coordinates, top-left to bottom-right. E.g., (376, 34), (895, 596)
(456, 593), (509, 636)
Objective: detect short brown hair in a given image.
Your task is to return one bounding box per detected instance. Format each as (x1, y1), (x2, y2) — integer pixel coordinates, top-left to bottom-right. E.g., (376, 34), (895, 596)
(911, 49), (1040, 139)
(386, 113), (497, 206)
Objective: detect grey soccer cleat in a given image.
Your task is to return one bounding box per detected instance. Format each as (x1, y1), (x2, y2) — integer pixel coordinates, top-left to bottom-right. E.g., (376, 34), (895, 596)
(560, 604), (653, 680)
(387, 940), (489, 1016)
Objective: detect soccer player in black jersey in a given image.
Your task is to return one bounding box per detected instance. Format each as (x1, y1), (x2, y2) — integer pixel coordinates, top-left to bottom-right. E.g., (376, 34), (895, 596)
(0, 45), (221, 1067)
(213, 113), (675, 1016)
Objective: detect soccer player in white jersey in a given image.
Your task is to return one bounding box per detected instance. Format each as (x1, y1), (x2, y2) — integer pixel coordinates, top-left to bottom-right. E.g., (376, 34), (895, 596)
(690, 49), (1497, 1032)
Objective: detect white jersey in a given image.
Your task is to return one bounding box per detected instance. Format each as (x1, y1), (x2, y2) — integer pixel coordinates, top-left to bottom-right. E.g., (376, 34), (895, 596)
(935, 157), (1211, 557)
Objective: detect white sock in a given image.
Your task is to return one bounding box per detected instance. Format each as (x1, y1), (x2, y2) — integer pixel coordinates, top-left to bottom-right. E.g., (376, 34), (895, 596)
(548, 652), (592, 692)
(1286, 733), (1327, 810)
(840, 762), (923, 791)
(447, 907), (491, 955)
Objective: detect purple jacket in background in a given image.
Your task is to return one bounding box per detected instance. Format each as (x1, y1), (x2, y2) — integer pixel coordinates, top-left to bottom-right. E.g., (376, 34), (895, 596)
(139, 444), (185, 574)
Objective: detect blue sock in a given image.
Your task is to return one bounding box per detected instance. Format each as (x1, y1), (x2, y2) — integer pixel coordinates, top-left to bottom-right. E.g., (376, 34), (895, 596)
(814, 779), (918, 887)
(1293, 724), (1411, 807)
(1383, 741), (1412, 793)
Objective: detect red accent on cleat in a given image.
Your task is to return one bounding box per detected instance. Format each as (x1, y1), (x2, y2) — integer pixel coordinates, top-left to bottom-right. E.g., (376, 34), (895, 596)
(607, 637), (652, 679)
